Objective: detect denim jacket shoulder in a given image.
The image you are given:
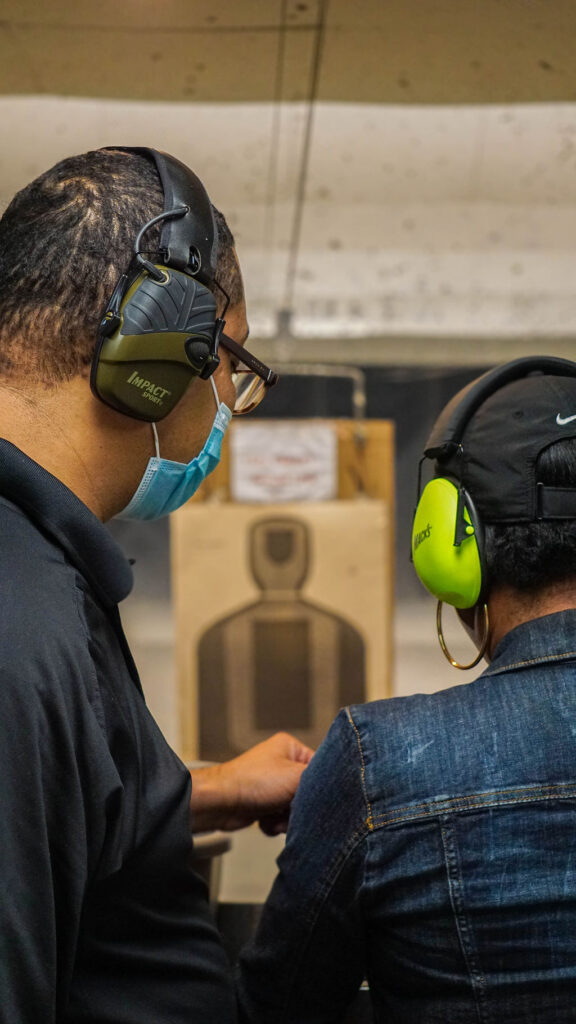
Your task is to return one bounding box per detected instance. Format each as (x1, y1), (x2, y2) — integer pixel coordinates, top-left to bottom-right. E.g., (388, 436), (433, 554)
(352, 608), (576, 833)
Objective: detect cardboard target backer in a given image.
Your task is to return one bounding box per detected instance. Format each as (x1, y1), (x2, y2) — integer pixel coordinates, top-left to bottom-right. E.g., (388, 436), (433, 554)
(172, 500), (391, 761)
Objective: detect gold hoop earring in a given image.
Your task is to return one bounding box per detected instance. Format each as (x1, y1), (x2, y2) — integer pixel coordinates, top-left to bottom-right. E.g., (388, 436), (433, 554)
(436, 600), (489, 670)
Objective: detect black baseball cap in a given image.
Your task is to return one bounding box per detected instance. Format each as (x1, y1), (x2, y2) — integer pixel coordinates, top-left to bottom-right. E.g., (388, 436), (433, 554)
(425, 362), (576, 523)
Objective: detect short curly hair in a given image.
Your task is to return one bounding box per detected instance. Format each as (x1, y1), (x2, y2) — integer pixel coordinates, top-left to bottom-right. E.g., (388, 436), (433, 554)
(0, 148), (243, 382)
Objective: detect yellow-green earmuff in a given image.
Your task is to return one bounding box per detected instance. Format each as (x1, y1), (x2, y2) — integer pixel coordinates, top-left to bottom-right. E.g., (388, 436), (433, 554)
(411, 478), (483, 609)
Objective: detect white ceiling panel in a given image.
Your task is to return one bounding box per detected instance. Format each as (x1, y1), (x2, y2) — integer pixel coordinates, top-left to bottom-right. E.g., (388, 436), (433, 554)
(2, 96), (576, 347)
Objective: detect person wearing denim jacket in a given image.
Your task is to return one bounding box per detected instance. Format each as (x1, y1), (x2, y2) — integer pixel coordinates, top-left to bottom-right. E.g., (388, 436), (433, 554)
(238, 358), (576, 1023)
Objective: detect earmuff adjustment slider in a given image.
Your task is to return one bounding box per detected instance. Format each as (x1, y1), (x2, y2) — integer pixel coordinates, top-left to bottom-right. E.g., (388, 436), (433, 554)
(454, 488), (474, 547)
(187, 246), (201, 275)
(424, 440), (461, 460)
(99, 310), (122, 338)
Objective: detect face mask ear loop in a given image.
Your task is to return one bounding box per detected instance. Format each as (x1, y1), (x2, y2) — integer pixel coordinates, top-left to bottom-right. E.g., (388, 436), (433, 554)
(209, 375), (220, 410)
(151, 422), (161, 459)
(436, 600), (490, 670)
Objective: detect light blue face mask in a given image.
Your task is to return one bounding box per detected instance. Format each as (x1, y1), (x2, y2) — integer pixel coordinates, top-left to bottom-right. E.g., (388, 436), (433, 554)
(117, 377), (232, 521)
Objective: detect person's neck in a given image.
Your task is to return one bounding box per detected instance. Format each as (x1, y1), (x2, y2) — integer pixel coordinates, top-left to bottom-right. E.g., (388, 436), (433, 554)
(0, 377), (151, 521)
(488, 583), (576, 656)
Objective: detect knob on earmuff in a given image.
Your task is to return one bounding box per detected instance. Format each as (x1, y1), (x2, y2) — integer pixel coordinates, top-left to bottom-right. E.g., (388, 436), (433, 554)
(186, 338), (211, 369)
(185, 338), (220, 379)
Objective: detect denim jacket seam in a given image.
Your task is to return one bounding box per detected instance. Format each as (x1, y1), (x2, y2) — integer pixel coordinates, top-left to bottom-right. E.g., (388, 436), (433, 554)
(369, 781), (576, 827)
(440, 819), (491, 1024)
(346, 706), (375, 830)
(312, 827), (370, 908)
(277, 712), (371, 1020)
(483, 648), (576, 676)
(281, 827), (369, 1022)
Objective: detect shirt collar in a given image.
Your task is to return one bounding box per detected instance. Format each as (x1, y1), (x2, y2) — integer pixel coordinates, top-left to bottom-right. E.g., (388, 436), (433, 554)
(0, 438), (133, 607)
(484, 608), (576, 677)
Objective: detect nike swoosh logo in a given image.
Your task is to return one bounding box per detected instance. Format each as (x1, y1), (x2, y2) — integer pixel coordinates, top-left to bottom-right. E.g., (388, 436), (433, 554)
(556, 413), (576, 425)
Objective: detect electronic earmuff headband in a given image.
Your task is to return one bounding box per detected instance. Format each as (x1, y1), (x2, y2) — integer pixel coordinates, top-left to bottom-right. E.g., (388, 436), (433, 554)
(411, 355), (576, 609)
(90, 147), (226, 422)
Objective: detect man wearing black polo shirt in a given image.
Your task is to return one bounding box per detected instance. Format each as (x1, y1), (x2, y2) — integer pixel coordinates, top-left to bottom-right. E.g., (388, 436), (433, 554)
(0, 148), (312, 1023)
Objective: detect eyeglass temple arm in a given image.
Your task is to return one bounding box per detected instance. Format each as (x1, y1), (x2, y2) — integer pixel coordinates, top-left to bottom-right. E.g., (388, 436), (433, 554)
(218, 334), (279, 386)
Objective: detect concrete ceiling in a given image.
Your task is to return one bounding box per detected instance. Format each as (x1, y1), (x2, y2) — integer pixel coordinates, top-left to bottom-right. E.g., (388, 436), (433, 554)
(2, 0), (576, 104)
(1, 0), (576, 364)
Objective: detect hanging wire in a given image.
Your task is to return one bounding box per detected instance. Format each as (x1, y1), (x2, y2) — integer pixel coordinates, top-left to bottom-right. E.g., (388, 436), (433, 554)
(281, 0), (329, 320)
(262, 0), (289, 303)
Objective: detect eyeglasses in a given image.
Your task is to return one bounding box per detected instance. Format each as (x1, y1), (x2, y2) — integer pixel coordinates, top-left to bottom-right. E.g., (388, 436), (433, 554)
(218, 333), (279, 415)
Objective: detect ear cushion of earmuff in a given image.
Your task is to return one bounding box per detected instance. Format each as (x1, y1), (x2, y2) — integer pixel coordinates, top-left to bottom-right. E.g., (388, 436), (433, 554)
(412, 478), (483, 609)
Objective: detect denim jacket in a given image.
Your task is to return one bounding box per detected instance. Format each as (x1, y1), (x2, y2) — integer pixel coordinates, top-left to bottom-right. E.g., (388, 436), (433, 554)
(237, 610), (576, 1023)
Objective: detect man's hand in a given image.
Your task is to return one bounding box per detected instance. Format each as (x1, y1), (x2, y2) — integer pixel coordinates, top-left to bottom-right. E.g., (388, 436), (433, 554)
(189, 732), (314, 835)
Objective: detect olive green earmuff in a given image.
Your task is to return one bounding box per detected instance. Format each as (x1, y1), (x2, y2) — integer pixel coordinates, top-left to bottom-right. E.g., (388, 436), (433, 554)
(411, 355), (576, 610)
(90, 147), (224, 422)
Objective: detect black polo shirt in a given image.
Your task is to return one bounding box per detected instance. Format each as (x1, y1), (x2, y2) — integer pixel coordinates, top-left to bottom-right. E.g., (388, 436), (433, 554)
(0, 440), (236, 1023)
